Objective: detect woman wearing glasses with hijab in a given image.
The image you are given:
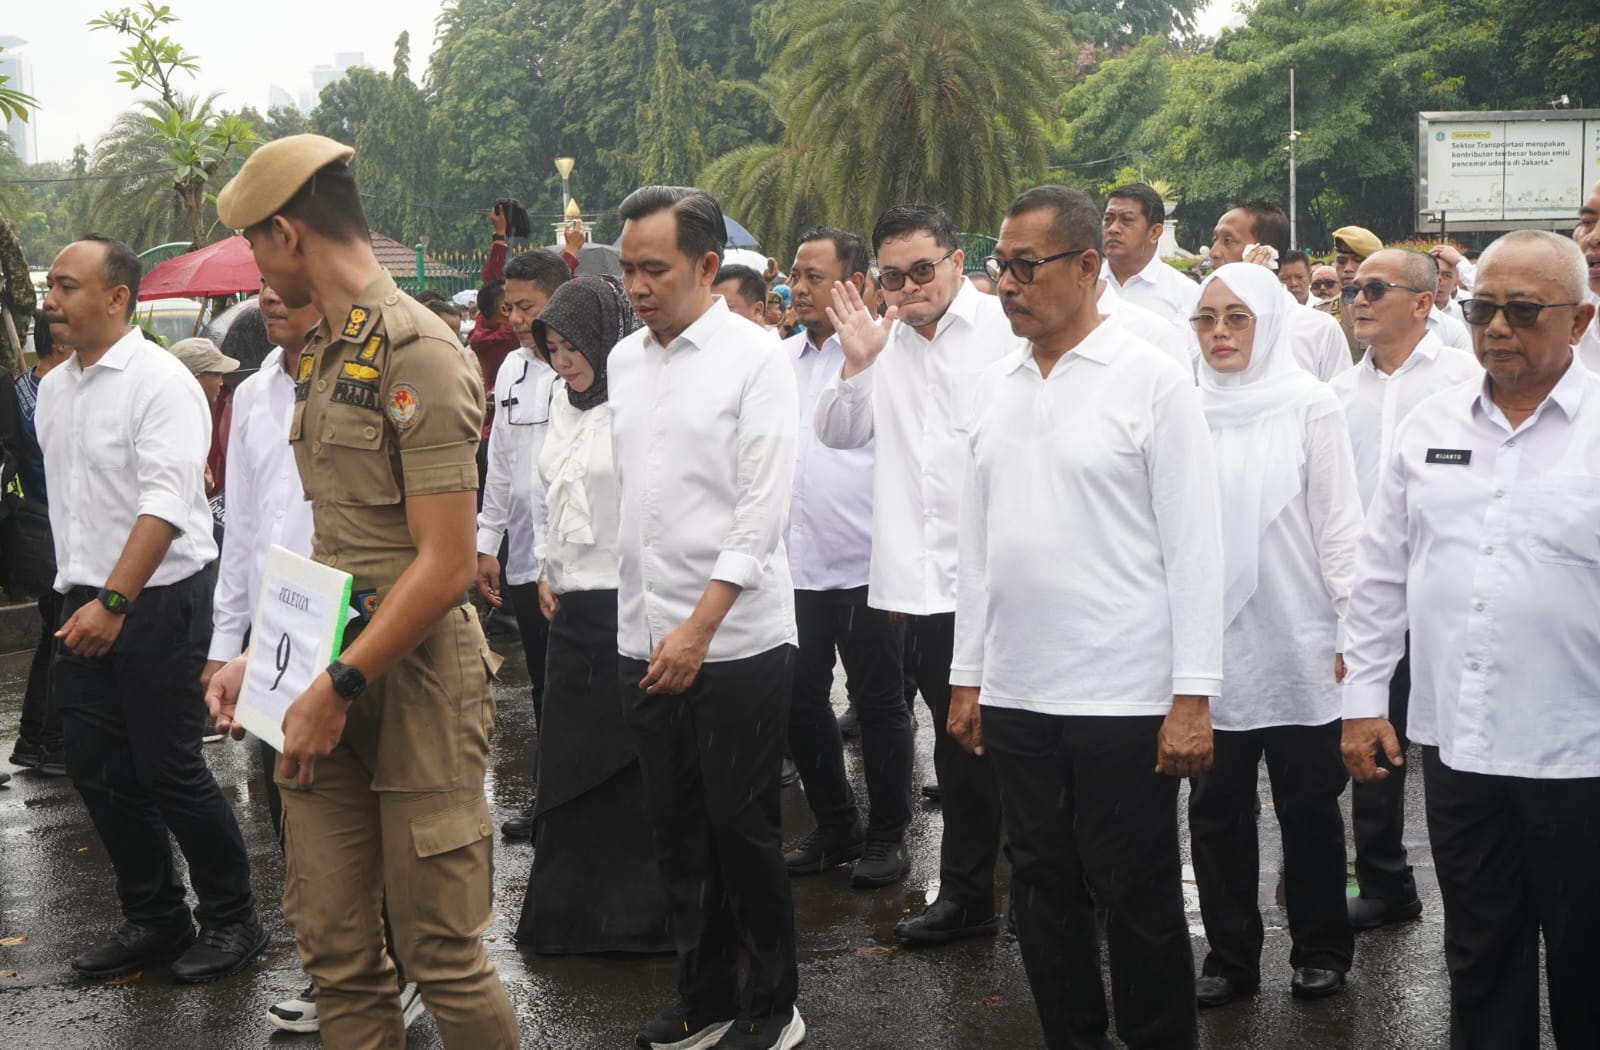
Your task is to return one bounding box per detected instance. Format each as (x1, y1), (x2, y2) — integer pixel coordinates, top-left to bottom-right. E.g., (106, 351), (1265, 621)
(514, 276), (672, 956)
(1185, 263), (1366, 1009)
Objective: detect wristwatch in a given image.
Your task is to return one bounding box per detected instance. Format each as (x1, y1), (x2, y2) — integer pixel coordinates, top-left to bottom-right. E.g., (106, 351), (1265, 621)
(325, 660), (367, 701)
(97, 588), (133, 615)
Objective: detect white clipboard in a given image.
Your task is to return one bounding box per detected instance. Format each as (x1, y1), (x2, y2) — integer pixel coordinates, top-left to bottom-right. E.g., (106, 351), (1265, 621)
(235, 545), (353, 751)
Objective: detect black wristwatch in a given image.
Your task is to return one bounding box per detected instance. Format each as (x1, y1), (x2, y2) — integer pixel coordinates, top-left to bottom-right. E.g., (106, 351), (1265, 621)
(97, 588), (133, 615)
(325, 660), (367, 701)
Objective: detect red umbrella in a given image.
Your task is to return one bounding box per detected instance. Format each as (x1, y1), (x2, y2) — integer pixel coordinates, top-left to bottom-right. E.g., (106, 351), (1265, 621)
(138, 236), (261, 301)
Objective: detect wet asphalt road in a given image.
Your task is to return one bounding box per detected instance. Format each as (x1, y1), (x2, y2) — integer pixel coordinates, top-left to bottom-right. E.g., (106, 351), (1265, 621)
(0, 623), (1556, 1049)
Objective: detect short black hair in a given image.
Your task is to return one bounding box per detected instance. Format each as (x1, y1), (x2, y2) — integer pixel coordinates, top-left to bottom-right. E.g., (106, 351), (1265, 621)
(270, 160), (369, 245)
(1007, 186), (1103, 254)
(1280, 249), (1311, 272)
(503, 249), (571, 296)
(426, 299), (462, 321)
(618, 185), (726, 265)
(78, 233), (141, 320)
(416, 289), (445, 305)
(1106, 183), (1165, 228)
(478, 279), (506, 320)
(1228, 197), (1290, 257)
(797, 226), (871, 280)
(31, 307), (56, 358)
(711, 263), (767, 307)
(871, 203), (958, 254)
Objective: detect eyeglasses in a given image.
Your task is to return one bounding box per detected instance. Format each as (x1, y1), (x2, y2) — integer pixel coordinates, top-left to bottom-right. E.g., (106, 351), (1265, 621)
(982, 248), (1089, 286)
(877, 248), (957, 291)
(1189, 310), (1256, 333)
(1340, 280), (1430, 304)
(1459, 298), (1583, 329)
(1309, 279), (1338, 291)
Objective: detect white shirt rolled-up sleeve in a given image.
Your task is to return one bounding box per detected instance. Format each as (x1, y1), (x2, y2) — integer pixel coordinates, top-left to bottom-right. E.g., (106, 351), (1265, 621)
(711, 349), (799, 589)
(133, 379), (211, 531)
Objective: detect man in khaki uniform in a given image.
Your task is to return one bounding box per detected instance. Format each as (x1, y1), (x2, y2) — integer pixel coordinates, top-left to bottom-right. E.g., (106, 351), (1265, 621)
(205, 135), (519, 1049)
(1320, 226), (1383, 362)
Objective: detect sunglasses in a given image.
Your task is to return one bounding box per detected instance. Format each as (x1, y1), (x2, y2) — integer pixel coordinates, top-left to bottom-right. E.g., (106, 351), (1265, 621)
(877, 248), (957, 291)
(1309, 279), (1338, 290)
(1340, 280), (1430, 304)
(983, 248), (1089, 286)
(1189, 310), (1256, 333)
(1459, 298), (1583, 329)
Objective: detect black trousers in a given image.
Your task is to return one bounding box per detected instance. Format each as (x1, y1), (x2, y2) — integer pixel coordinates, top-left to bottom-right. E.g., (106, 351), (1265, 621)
(1423, 748), (1600, 1050)
(620, 644), (799, 1020)
(19, 589), (64, 750)
(986, 708), (1196, 1050)
(1351, 637), (1415, 901)
(789, 588), (912, 841)
(503, 580), (550, 727)
(907, 613), (1002, 910)
(1189, 720), (1352, 983)
(52, 571), (256, 930)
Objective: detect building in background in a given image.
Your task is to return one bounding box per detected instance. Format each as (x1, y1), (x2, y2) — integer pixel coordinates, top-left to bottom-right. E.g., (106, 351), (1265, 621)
(0, 36), (37, 164)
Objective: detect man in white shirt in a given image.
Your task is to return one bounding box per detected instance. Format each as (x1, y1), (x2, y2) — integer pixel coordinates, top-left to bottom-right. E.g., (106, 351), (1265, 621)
(1331, 249), (1480, 934)
(1433, 250), (1466, 322)
(37, 236), (263, 983)
(712, 263), (771, 326)
(949, 185), (1223, 1050)
(1309, 265), (1340, 306)
(1101, 181), (1200, 327)
(611, 186), (805, 1050)
(815, 203), (1022, 945)
(1573, 178), (1600, 372)
(1342, 231), (1600, 1050)
(474, 248), (569, 840)
(1212, 200), (1350, 379)
(1279, 250), (1315, 305)
(780, 227), (914, 890)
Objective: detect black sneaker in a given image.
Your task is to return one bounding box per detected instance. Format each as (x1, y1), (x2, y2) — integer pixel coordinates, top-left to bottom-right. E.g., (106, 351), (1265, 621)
(850, 839), (908, 888)
(170, 915), (268, 983)
(636, 1000), (737, 1050)
(71, 920), (196, 978)
(34, 749), (66, 777)
(8, 739), (43, 769)
(784, 823), (865, 875)
(501, 805), (536, 840)
(713, 1006), (807, 1049)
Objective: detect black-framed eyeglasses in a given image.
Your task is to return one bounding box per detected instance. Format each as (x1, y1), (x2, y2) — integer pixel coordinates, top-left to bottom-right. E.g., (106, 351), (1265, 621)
(877, 248), (957, 291)
(1189, 310), (1257, 333)
(1341, 279), (1430, 304)
(983, 248), (1089, 286)
(1309, 278), (1338, 290)
(1460, 297), (1583, 329)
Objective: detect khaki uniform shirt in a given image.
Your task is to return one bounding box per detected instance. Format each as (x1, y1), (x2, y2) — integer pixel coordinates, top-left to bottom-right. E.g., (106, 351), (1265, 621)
(1314, 297), (1363, 364)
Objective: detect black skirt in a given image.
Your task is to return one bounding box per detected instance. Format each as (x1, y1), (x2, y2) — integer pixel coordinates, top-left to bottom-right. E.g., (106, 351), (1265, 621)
(515, 588), (672, 955)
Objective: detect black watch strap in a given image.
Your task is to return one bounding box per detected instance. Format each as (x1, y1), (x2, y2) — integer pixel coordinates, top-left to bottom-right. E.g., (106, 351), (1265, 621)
(97, 588), (133, 615)
(326, 659), (367, 701)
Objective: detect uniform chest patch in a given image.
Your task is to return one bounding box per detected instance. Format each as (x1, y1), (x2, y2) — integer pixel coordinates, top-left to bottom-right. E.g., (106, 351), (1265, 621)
(342, 361), (381, 383)
(387, 384), (421, 430)
(359, 335), (383, 362)
(332, 381), (382, 411)
(342, 307), (370, 339)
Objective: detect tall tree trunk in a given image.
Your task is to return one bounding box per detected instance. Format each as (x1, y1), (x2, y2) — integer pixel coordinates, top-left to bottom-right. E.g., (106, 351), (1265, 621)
(0, 214), (35, 374)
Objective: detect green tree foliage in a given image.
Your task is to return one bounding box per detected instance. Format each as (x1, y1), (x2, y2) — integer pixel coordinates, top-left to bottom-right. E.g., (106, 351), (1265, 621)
(352, 33), (435, 245)
(705, 0), (1066, 258)
(635, 10), (710, 186)
(1041, 0), (1201, 48)
(0, 45), (39, 126)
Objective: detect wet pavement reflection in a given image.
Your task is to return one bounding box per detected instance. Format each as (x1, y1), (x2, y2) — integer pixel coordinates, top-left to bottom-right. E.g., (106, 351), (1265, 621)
(0, 635), (1554, 1048)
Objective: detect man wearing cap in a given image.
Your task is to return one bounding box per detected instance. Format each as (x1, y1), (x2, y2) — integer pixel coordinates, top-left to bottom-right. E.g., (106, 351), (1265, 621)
(169, 336), (241, 406)
(204, 135), (519, 1049)
(1334, 227), (1472, 355)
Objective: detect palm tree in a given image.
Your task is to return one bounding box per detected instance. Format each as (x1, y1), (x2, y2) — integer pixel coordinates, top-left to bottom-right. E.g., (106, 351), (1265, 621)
(704, 0), (1066, 245)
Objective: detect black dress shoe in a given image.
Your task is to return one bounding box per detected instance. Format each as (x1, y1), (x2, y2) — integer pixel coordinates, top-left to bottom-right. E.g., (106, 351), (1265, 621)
(71, 921), (196, 979)
(920, 782), (942, 804)
(785, 823), (865, 875)
(1196, 974), (1256, 1009)
(171, 916), (268, 983)
(1347, 893), (1422, 931)
(1291, 967), (1346, 999)
(780, 757), (801, 788)
(500, 806), (535, 840)
(837, 707), (861, 740)
(894, 900), (1001, 944)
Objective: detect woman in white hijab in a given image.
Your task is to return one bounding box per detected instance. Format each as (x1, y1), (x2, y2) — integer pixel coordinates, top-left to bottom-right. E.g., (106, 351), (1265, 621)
(1186, 263), (1365, 1009)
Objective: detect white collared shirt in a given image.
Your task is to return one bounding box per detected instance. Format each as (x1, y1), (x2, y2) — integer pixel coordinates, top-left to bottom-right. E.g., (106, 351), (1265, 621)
(1214, 409), (1364, 730)
(1578, 291), (1600, 373)
(1288, 295), (1352, 381)
(951, 324), (1224, 714)
(475, 347), (555, 585)
(813, 279), (1025, 614)
(207, 347), (316, 660)
(1343, 357), (1600, 778)
(1102, 254), (1201, 329)
(1427, 306), (1473, 352)
(1097, 282), (1192, 371)
(1330, 334), (1483, 509)
(609, 297), (798, 662)
(787, 330), (873, 591)
(37, 328), (218, 592)
(537, 389), (619, 594)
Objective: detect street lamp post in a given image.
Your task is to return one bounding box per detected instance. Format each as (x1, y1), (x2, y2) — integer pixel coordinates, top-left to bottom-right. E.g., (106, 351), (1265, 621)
(555, 156), (576, 216)
(1287, 66), (1301, 250)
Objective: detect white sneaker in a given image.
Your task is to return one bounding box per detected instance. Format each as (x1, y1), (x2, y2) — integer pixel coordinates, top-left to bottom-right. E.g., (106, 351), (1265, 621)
(266, 985), (318, 1033)
(400, 981), (426, 1029)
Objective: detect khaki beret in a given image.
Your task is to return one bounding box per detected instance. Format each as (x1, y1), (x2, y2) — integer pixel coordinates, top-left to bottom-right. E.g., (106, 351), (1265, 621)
(217, 134), (356, 230)
(1332, 226), (1383, 259)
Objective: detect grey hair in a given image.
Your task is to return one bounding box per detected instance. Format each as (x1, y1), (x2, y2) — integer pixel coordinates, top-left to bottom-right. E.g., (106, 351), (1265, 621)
(1366, 248), (1438, 295)
(1477, 230), (1587, 302)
